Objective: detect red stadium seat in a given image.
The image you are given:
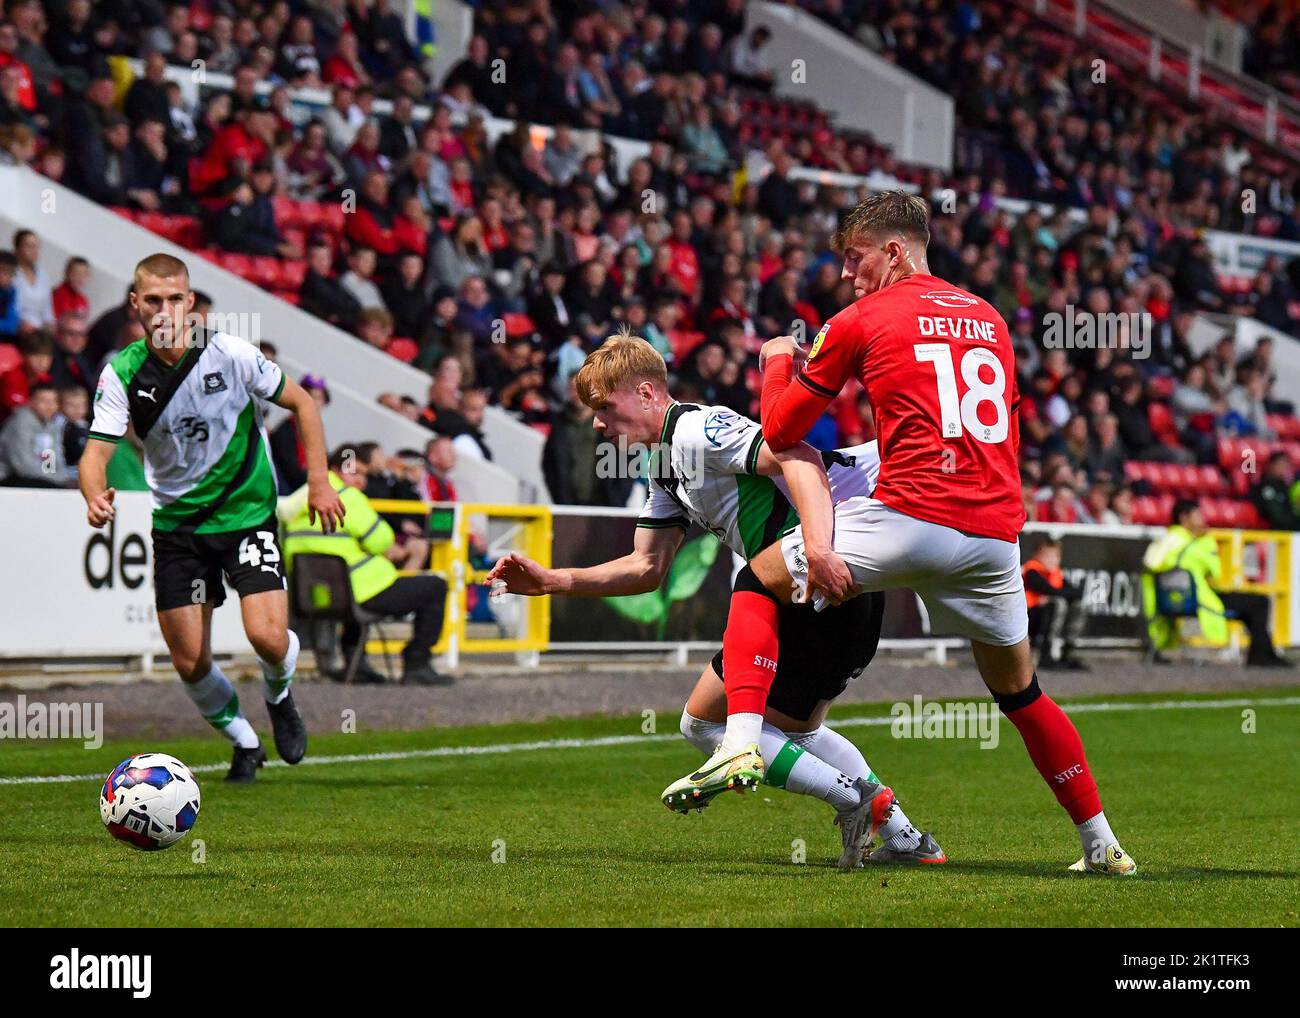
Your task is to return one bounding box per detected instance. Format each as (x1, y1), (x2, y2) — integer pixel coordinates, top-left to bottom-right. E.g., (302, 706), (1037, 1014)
(1267, 414), (1300, 439)
(502, 312), (537, 337)
(386, 338), (418, 363)
(319, 203), (345, 235)
(272, 289), (300, 306)
(249, 256), (282, 289)
(217, 252), (253, 277)
(272, 196), (300, 230)
(0, 343), (20, 375)
(1196, 465), (1229, 497)
(1147, 401), (1179, 445)
(277, 259), (307, 289)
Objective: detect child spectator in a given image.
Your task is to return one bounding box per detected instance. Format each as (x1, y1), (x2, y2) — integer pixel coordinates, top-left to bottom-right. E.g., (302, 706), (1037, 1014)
(0, 329), (53, 420)
(51, 257), (90, 320)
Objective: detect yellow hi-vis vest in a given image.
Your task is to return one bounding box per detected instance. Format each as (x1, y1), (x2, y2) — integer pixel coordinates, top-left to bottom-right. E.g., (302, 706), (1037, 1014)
(282, 472), (397, 605)
(1140, 524), (1229, 649)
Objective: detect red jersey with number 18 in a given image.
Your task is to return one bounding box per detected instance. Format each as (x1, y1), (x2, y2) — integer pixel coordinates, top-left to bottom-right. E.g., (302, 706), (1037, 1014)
(780, 274), (1024, 542)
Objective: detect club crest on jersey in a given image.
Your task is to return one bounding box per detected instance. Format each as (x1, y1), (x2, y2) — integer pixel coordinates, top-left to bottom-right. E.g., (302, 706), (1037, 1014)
(202, 371), (227, 395)
(919, 290), (979, 309)
(703, 408), (742, 447)
(809, 323), (830, 360)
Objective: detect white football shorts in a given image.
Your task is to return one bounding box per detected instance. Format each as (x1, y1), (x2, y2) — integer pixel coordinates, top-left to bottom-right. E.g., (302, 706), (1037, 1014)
(780, 496), (1028, 646)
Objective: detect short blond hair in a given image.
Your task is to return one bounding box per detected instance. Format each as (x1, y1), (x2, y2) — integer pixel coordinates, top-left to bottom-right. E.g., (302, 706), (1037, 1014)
(574, 330), (668, 409)
(832, 189), (930, 252)
(132, 252), (189, 291)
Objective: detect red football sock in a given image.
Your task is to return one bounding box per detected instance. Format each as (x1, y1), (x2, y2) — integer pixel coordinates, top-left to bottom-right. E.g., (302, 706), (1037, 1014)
(721, 589), (780, 717)
(1002, 690), (1102, 825)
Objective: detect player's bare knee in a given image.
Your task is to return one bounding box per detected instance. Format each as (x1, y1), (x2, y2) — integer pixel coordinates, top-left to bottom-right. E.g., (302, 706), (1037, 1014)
(247, 625), (288, 663)
(174, 650), (211, 683)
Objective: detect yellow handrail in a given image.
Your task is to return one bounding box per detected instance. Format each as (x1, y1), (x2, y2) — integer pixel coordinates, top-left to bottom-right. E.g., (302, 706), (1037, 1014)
(362, 500), (552, 660)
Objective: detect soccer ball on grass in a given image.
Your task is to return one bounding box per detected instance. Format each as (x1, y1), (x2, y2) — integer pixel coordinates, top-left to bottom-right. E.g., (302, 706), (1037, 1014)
(99, 752), (201, 850)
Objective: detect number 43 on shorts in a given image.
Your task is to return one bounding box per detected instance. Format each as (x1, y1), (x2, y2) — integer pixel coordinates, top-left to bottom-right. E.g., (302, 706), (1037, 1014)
(238, 531), (282, 574)
(913, 343), (1009, 444)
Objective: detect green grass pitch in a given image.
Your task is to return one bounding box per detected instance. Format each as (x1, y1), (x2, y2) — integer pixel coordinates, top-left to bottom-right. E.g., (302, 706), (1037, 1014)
(1, 689), (1296, 927)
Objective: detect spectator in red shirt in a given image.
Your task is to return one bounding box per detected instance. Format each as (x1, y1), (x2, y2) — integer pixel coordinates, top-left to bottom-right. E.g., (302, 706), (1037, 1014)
(1036, 482), (1082, 524)
(189, 103), (275, 198)
(0, 23), (36, 114)
(344, 171), (425, 257)
(50, 256), (89, 320)
(0, 328), (53, 420)
(419, 435), (458, 502)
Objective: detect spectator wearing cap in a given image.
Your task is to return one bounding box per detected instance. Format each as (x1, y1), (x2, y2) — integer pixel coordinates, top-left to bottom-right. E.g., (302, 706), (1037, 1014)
(270, 374), (329, 494)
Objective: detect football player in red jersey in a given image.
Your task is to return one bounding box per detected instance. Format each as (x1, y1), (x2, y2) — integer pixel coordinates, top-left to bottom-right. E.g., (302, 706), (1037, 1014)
(683, 191), (1134, 875)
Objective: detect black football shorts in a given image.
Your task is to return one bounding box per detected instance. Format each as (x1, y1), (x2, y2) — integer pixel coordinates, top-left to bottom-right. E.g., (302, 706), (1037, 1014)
(711, 590), (884, 722)
(152, 514), (287, 612)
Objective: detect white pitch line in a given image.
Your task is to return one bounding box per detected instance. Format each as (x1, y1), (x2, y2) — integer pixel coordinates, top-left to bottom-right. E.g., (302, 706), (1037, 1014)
(1, 695), (1296, 787)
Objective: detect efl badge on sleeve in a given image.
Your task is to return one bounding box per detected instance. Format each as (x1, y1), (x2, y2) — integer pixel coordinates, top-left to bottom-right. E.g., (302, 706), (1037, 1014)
(809, 323), (830, 361)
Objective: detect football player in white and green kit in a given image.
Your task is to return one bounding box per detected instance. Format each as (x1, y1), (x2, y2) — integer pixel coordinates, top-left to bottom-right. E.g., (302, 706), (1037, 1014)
(489, 334), (944, 868)
(79, 253), (345, 782)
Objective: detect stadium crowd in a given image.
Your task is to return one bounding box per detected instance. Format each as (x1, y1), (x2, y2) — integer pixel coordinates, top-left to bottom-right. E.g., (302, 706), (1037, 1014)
(0, 0), (1297, 532)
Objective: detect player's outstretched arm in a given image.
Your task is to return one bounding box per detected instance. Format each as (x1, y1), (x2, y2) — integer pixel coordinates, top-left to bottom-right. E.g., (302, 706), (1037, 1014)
(79, 438), (117, 529)
(754, 440), (852, 603)
(489, 525), (683, 598)
(274, 376), (345, 533)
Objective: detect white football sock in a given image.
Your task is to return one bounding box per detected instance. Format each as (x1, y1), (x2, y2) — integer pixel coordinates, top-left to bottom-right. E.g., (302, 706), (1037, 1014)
(259, 629), (299, 704)
(679, 711), (857, 810)
(762, 722), (859, 810)
(719, 711), (763, 754)
(791, 725), (922, 850)
(677, 710), (921, 843)
(1077, 810), (1118, 863)
(184, 664), (259, 749)
(679, 710), (725, 756)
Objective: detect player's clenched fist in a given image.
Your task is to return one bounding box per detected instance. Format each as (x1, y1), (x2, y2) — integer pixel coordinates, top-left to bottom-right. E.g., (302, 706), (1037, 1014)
(758, 335), (807, 372)
(488, 552), (555, 597)
(87, 487), (116, 528)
